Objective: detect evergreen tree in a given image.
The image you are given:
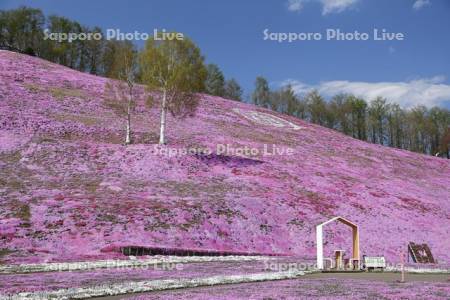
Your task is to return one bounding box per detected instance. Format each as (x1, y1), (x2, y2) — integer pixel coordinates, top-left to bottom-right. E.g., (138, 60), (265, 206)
(223, 78), (243, 101)
(252, 76), (270, 107)
(305, 90), (327, 126)
(270, 84), (298, 115)
(204, 64), (225, 96)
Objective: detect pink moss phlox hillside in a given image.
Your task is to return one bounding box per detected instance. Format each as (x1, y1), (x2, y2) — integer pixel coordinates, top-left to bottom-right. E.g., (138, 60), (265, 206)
(0, 50), (449, 265)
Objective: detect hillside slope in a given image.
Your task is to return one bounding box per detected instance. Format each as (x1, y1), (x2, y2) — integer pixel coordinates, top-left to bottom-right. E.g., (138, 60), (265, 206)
(0, 50), (449, 264)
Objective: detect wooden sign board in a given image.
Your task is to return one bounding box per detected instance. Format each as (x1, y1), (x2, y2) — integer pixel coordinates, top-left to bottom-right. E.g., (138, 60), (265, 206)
(408, 242), (436, 263)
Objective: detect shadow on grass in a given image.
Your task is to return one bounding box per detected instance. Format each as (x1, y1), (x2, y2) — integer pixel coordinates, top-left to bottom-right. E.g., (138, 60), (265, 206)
(194, 153), (264, 168)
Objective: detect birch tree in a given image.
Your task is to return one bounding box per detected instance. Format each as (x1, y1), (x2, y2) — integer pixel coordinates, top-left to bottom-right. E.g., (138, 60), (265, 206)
(140, 35), (206, 144)
(104, 42), (137, 145)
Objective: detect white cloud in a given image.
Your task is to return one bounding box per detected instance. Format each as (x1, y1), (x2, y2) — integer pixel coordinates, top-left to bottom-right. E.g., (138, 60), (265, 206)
(283, 76), (450, 108)
(320, 0), (358, 15)
(413, 0), (431, 10)
(286, 0), (358, 14)
(287, 0), (307, 12)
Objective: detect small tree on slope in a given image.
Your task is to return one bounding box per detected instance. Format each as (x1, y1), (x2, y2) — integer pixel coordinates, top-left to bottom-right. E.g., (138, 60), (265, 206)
(104, 42), (137, 144)
(140, 35), (207, 145)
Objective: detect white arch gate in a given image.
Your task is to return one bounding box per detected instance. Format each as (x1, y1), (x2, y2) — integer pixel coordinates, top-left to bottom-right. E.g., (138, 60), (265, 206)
(316, 216), (360, 270)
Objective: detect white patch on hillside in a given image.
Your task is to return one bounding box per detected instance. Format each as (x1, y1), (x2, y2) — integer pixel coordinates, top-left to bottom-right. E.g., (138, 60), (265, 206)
(233, 108), (304, 130)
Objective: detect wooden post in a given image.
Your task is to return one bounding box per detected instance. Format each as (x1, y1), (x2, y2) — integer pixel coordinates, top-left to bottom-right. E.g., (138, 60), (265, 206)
(335, 250), (345, 270)
(400, 251), (405, 283)
(352, 226), (360, 261)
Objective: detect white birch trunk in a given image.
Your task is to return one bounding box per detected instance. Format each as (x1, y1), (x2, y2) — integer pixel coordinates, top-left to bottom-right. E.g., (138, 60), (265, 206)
(159, 89), (167, 145)
(125, 113), (131, 144)
(125, 85), (132, 145)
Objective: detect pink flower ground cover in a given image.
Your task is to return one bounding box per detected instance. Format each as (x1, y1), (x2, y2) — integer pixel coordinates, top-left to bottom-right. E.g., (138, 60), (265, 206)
(126, 277), (450, 300)
(0, 50), (449, 265)
(0, 258), (304, 295)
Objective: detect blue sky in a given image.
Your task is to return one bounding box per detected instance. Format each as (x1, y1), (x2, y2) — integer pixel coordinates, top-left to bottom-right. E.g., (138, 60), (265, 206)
(2, 0), (450, 108)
